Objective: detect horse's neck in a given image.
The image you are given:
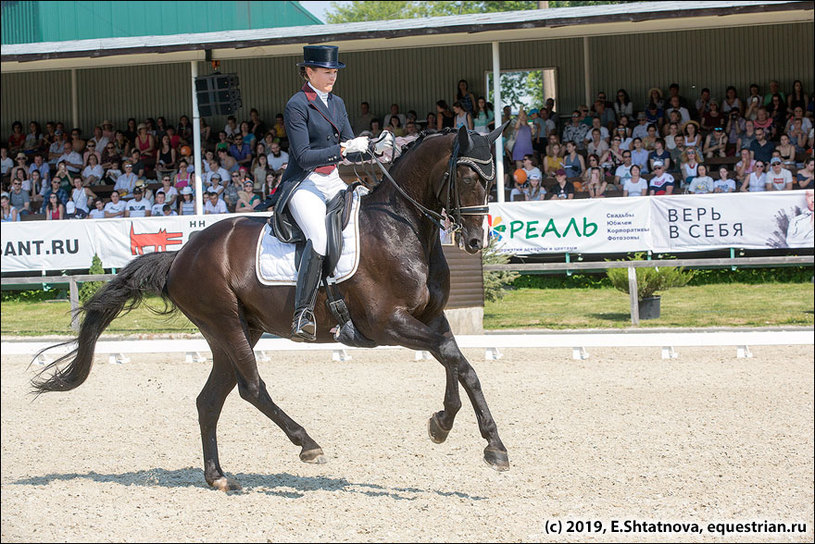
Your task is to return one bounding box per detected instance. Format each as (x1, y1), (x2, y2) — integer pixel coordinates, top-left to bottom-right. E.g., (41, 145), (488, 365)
(387, 134), (451, 211)
(364, 134), (451, 248)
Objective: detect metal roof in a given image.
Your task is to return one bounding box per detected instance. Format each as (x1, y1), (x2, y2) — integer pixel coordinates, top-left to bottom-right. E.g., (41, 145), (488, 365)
(2, 0), (812, 72)
(0, 1), (322, 45)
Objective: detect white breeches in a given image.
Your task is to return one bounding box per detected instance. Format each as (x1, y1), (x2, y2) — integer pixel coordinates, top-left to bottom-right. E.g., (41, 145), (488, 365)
(288, 169), (347, 256)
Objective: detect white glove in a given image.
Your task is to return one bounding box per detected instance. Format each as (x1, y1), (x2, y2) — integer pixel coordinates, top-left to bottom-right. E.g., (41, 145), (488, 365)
(341, 136), (369, 156)
(372, 131), (395, 156)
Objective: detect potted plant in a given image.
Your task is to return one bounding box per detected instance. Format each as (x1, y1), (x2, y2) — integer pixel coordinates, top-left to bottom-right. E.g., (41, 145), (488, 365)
(606, 255), (693, 320)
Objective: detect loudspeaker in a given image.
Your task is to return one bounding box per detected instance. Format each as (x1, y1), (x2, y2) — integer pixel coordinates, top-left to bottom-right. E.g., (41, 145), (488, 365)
(195, 73), (242, 116)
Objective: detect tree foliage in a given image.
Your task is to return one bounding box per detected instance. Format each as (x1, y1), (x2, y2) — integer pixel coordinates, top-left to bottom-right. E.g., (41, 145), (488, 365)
(487, 70), (544, 112)
(326, 1), (638, 23)
(79, 254), (105, 304)
(482, 238), (518, 302)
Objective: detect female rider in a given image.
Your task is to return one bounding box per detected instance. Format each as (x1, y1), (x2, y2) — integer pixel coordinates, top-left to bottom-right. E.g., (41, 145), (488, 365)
(272, 45), (370, 342)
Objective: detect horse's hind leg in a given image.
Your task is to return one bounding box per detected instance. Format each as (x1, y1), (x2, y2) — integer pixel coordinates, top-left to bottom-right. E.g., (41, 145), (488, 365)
(213, 323), (326, 466)
(198, 344), (240, 491)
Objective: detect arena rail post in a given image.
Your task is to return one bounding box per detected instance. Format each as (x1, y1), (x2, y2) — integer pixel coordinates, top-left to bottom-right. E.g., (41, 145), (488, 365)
(69, 277), (80, 332)
(627, 266), (639, 325)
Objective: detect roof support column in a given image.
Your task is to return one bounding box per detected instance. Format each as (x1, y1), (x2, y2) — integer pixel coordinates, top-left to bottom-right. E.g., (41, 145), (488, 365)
(70, 69), (78, 130)
(583, 36), (591, 108)
(190, 61), (203, 215)
(492, 41), (504, 203)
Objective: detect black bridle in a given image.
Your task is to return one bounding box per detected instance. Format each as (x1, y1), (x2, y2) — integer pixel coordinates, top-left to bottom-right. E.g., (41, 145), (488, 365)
(369, 135), (494, 234)
(438, 139), (494, 229)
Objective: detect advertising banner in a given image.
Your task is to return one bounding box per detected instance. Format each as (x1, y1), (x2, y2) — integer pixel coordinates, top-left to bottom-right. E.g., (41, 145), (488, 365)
(1, 213), (268, 273)
(487, 197), (653, 254)
(2, 191), (813, 272)
(488, 191), (814, 255)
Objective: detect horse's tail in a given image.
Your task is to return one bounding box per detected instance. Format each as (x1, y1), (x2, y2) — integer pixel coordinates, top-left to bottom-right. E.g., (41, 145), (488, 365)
(31, 251), (178, 394)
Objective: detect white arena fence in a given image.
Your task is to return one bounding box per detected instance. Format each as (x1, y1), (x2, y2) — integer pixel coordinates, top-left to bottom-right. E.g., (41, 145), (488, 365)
(2, 330), (812, 364)
(2, 255), (811, 330)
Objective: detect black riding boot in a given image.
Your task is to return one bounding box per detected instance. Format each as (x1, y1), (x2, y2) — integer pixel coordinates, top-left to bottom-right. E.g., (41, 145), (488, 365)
(291, 241), (324, 342)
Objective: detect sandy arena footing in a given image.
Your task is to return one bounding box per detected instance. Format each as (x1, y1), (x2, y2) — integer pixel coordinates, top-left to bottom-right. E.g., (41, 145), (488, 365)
(2, 345), (813, 542)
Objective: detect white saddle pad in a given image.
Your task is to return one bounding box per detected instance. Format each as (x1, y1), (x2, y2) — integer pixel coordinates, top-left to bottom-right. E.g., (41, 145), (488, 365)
(256, 188), (363, 285)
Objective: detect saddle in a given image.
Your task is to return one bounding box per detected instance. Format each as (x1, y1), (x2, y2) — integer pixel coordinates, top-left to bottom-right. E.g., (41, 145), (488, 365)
(270, 183), (377, 349)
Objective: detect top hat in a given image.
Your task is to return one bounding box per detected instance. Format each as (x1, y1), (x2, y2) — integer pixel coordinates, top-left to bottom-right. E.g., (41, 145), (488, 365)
(297, 45), (345, 69)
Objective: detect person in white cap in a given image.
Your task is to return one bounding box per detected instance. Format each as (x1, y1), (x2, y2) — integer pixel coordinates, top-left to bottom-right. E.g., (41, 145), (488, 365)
(178, 186), (196, 215)
(765, 157), (793, 191)
(525, 170), (546, 201)
(648, 160), (675, 195)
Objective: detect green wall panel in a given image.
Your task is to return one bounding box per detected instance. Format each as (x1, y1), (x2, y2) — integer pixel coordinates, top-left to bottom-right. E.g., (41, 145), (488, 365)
(1, 1), (321, 44)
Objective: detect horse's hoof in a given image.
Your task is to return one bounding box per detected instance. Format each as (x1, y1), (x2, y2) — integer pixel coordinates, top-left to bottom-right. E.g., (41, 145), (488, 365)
(483, 446), (510, 472)
(300, 447), (327, 464)
(427, 413), (451, 444)
(209, 476), (242, 491)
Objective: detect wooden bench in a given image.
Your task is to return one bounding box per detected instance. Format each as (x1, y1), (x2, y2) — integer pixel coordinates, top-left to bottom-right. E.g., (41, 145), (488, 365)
(89, 182), (163, 201)
(705, 156), (739, 169)
(21, 212), (46, 221)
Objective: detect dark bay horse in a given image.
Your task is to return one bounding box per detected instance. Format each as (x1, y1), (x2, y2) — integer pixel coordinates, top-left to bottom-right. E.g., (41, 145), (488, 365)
(32, 125), (510, 491)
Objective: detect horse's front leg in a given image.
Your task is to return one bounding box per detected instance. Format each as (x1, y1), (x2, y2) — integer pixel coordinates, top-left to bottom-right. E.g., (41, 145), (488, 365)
(454, 346), (509, 471)
(383, 311), (509, 471)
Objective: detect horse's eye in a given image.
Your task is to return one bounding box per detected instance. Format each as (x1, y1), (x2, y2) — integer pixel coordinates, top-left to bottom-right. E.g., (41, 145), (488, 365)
(462, 175), (477, 186)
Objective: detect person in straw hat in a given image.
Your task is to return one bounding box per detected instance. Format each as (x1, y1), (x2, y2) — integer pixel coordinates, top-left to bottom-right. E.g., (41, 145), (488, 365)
(681, 119), (702, 151)
(648, 87), (665, 110)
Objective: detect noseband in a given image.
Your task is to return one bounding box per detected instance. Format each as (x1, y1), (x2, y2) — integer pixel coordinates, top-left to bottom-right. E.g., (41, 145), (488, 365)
(370, 134), (493, 233)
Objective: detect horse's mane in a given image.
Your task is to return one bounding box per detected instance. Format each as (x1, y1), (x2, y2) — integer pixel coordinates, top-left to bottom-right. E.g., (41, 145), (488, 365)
(392, 128), (457, 169)
(366, 128), (456, 197)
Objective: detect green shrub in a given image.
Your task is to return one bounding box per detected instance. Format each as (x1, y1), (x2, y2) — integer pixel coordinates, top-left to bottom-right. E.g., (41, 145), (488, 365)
(0, 289), (60, 302)
(79, 255), (105, 304)
(606, 254), (694, 301)
(687, 266), (813, 285)
(512, 273), (612, 289)
(482, 238), (519, 302)
(511, 265), (811, 290)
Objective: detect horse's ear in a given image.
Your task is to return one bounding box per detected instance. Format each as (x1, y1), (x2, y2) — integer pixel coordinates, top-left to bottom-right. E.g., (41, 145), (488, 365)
(457, 125), (472, 154)
(487, 121), (511, 145)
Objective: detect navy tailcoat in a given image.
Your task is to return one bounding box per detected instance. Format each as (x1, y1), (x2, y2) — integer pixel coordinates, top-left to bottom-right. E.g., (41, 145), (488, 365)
(272, 83), (355, 243)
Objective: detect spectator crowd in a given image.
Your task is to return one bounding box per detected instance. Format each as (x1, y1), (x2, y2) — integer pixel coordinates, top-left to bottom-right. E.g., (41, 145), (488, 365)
(2, 78), (813, 223)
(503, 79), (814, 201)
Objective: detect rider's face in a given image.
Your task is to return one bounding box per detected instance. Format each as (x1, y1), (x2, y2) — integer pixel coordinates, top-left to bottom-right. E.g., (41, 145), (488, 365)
(306, 67), (338, 94)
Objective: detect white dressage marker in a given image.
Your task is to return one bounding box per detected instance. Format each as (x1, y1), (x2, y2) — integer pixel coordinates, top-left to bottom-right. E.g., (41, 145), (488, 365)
(485, 347), (503, 360)
(572, 346), (589, 360)
(661, 346), (678, 359)
(414, 350), (432, 361)
(185, 352), (207, 363)
(108, 353), (130, 365)
(737, 345), (754, 358)
(332, 349), (351, 362)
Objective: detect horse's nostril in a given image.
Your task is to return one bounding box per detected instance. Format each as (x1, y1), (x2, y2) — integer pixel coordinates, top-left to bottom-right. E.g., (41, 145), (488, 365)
(469, 239), (482, 250)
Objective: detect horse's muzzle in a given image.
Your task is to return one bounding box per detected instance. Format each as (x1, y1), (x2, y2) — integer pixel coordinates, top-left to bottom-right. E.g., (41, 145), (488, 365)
(465, 237), (483, 253)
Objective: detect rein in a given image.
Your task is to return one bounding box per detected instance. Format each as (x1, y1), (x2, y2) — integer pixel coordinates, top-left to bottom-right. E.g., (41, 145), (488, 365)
(369, 151), (448, 231)
(367, 135), (493, 233)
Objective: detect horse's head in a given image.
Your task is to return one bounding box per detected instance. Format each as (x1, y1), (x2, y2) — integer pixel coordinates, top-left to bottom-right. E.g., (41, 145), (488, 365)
(443, 122), (508, 254)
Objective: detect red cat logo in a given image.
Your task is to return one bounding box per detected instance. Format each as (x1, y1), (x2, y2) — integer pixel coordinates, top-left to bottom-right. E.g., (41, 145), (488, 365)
(129, 224), (183, 255)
